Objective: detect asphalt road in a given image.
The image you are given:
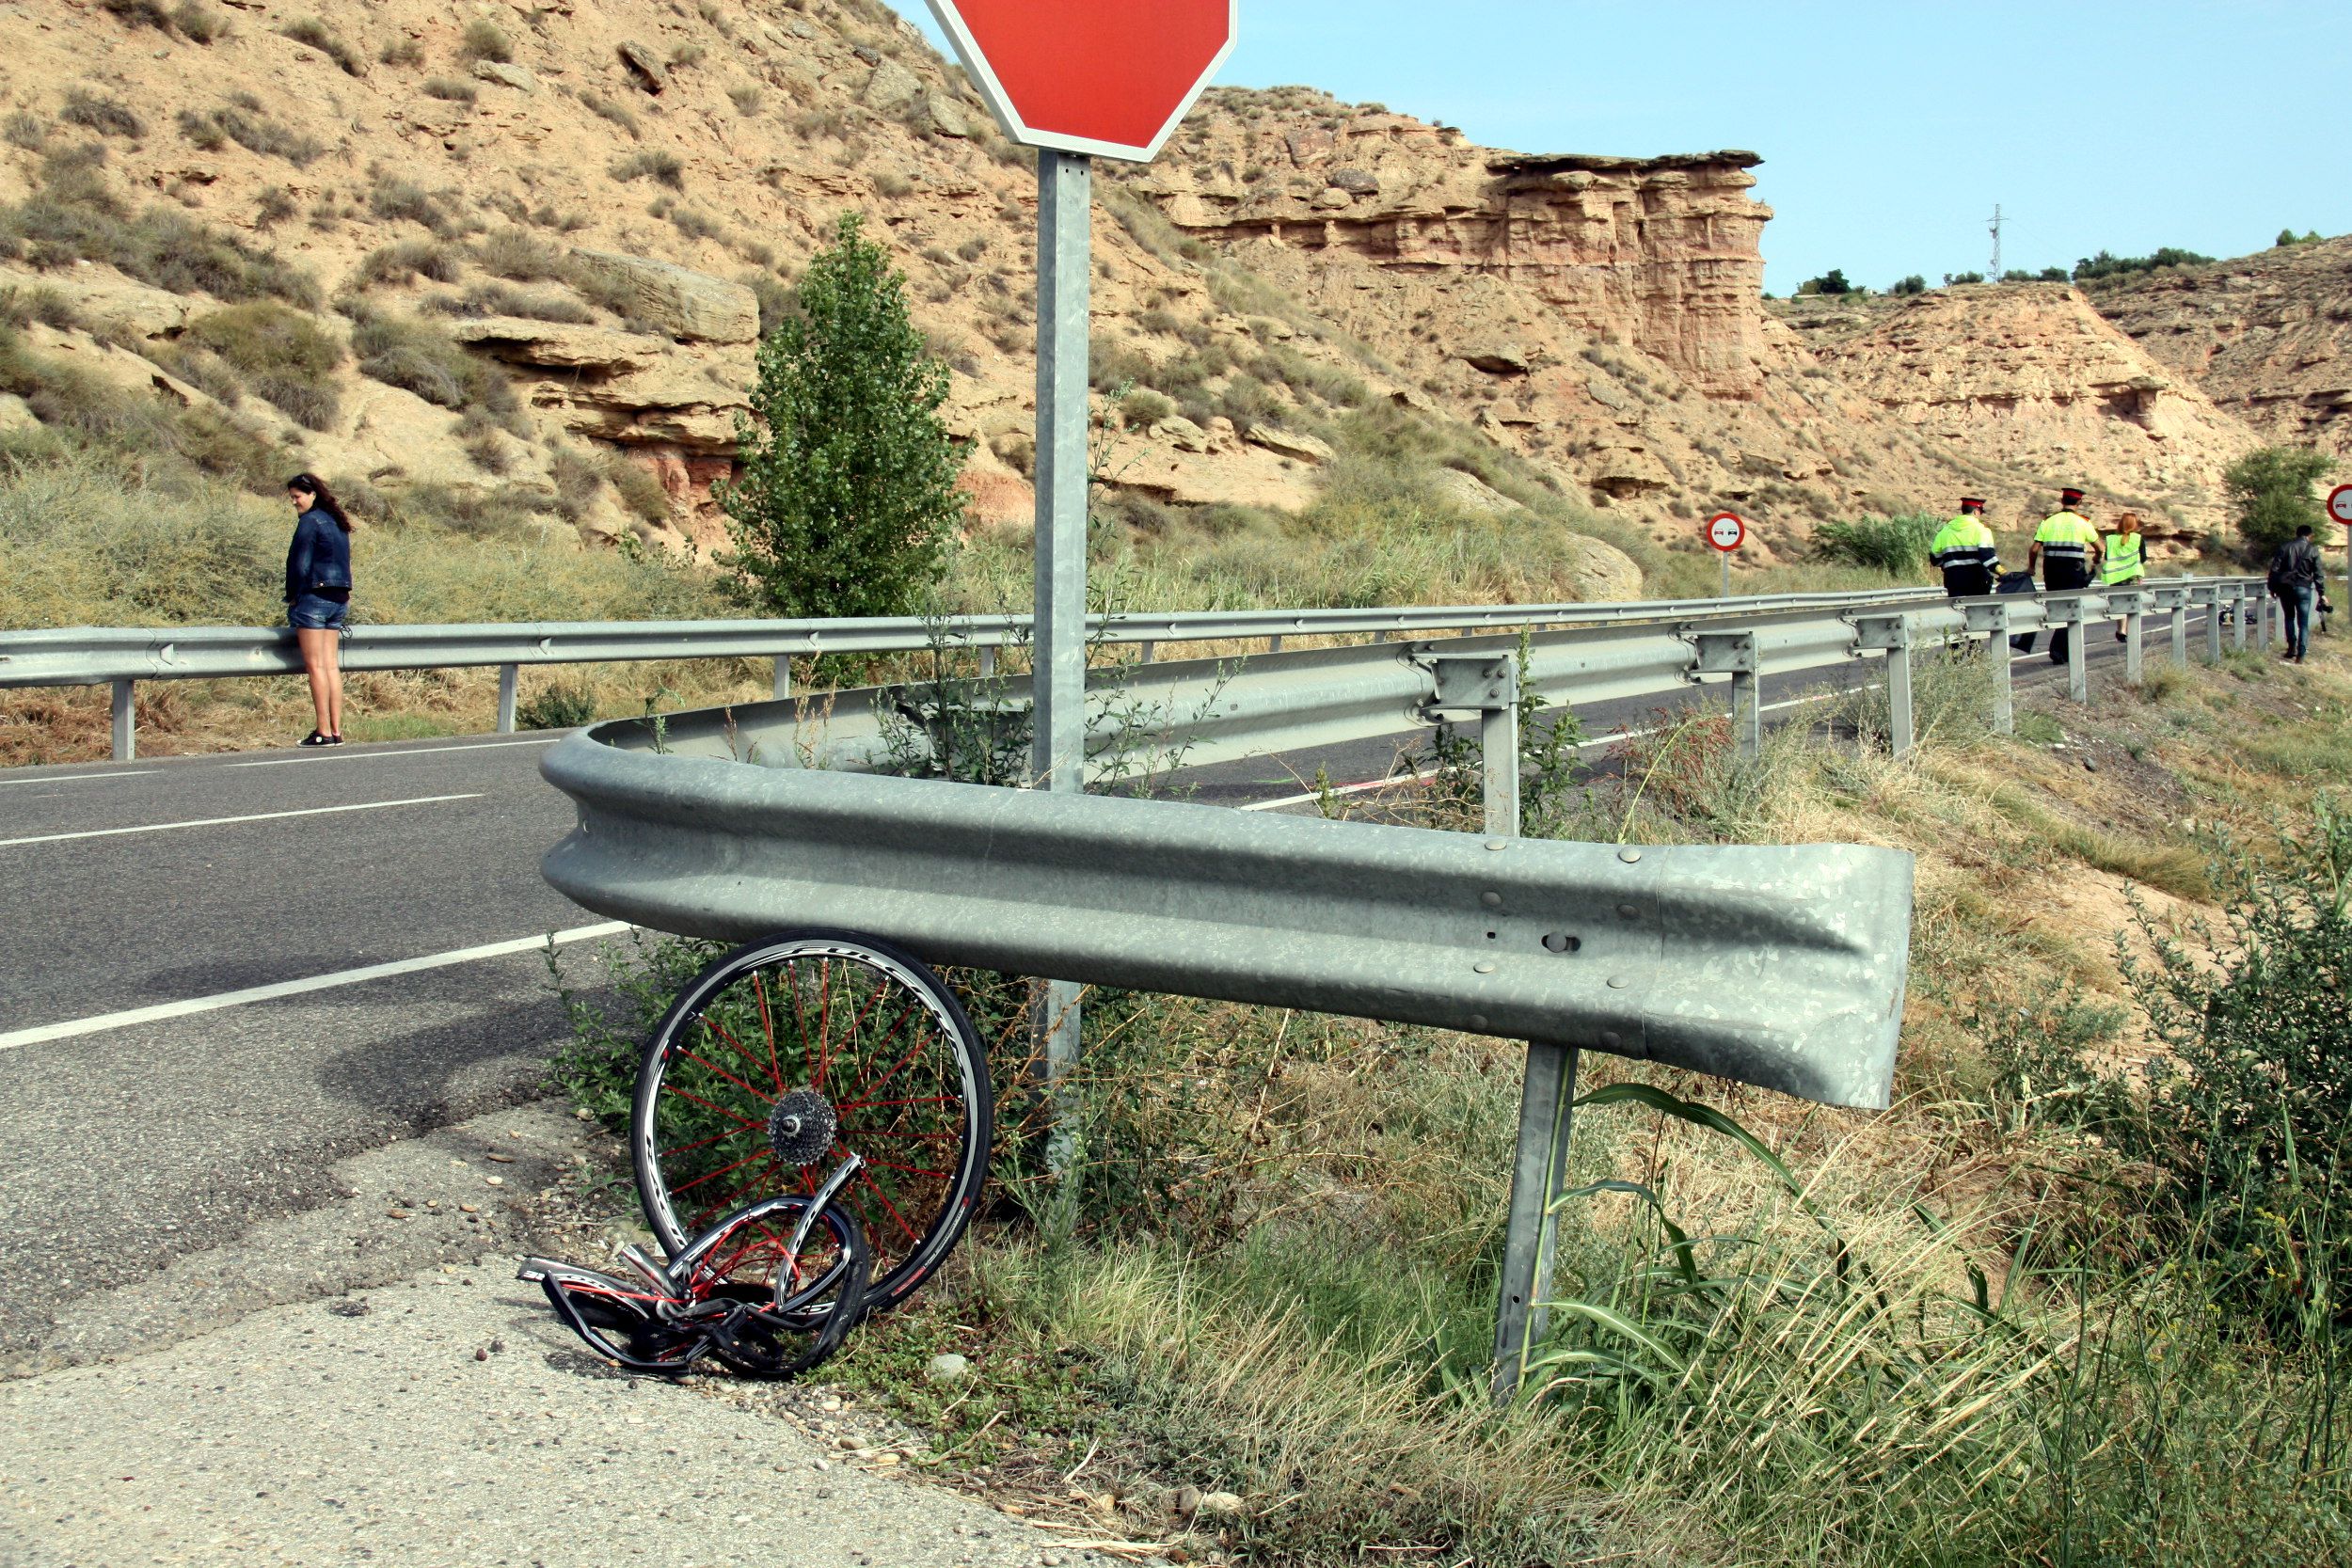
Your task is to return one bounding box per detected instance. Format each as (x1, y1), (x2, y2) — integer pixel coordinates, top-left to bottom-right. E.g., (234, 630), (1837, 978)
(0, 609), (2217, 1357)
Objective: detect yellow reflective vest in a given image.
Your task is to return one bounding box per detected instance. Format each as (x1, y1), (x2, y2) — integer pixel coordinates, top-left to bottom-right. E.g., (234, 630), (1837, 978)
(1929, 515), (2000, 594)
(2035, 511), (2100, 585)
(2102, 531), (2145, 584)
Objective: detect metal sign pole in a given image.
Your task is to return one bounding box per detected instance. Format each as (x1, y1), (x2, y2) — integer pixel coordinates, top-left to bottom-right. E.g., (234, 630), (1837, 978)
(1032, 148), (1093, 1169)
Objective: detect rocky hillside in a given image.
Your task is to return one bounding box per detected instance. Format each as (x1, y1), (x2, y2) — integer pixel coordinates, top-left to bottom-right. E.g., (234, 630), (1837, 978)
(1128, 86), (2266, 555)
(2090, 235), (2352, 460)
(0, 0), (2297, 601)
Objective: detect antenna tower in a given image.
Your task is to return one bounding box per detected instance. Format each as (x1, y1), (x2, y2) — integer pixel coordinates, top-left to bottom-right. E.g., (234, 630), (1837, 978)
(1988, 204), (2004, 281)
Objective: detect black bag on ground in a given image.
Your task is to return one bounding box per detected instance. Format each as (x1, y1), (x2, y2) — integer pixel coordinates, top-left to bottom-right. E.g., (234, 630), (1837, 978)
(1996, 571), (2038, 653)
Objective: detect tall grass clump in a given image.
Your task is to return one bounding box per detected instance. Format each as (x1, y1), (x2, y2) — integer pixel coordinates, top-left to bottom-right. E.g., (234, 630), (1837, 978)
(1813, 509), (1940, 574)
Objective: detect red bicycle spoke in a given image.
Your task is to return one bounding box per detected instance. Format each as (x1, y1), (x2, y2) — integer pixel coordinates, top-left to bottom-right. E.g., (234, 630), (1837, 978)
(678, 1048), (777, 1108)
(834, 1094), (958, 1113)
(664, 1086), (765, 1129)
(673, 1145), (778, 1199)
(856, 1167), (925, 1245)
(752, 972), (784, 1093)
(702, 1013), (773, 1089)
(665, 1123), (758, 1161)
(831, 1007), (933, 1110)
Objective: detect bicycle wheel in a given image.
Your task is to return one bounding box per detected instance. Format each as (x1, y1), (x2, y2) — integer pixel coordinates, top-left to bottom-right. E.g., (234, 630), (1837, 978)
(633, 929), (992, 1314)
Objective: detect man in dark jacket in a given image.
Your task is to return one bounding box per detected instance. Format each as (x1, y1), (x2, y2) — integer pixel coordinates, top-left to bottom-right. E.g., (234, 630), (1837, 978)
(2269, 525), (2327, 662)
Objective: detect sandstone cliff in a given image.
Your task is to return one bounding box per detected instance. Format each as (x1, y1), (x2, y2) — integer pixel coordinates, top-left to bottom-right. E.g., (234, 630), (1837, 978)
(2090, 237), (2352, 459)
(1127, 87), (2262, 552)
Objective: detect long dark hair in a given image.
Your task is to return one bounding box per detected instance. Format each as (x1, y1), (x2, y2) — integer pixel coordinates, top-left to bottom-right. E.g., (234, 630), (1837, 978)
(286, 472), (354, 532)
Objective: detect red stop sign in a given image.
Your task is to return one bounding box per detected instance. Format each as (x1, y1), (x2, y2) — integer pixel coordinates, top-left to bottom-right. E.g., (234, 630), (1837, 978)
(926, 0), (1236, 163)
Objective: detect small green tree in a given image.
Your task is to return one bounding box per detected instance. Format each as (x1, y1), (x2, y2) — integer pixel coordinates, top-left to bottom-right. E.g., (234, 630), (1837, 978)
(2222, 444), (2336, 558)
(1890, 274), (1928, 296)
(718, 213), (964, 619)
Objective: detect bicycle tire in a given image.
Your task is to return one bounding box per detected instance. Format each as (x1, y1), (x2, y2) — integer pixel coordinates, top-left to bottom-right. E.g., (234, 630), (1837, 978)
(633, 929), (992, 1316)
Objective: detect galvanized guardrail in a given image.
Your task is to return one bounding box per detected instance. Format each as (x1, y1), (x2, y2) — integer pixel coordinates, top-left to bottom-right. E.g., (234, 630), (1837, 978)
(604, 577), (2272, 779)
(538, 571), (2269, 1398)
(1, 583), (1973, 763)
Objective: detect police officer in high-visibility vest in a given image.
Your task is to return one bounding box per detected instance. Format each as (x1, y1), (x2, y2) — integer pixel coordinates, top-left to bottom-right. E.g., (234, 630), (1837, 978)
(2102, 510), (2147, 641)
(2029, 486), (2104, 665)
(1929, 497), (2000, 597)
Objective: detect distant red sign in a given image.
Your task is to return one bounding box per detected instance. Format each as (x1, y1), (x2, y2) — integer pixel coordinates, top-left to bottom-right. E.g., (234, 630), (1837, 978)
(2329, 483), (2352, 527)
(926, 0), (1236, 163)
(1706, 512), (1748, 553)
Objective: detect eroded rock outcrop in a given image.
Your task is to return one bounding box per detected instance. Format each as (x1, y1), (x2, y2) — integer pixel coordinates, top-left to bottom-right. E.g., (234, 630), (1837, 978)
(2091, 237), (2352, 458)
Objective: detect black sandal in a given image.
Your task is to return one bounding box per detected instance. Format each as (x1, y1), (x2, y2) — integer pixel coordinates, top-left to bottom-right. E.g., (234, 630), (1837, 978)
(299, 731), (333, 747)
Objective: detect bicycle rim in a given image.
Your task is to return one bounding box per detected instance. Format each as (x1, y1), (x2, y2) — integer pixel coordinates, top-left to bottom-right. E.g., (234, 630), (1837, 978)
(633, 930), (992, 1313)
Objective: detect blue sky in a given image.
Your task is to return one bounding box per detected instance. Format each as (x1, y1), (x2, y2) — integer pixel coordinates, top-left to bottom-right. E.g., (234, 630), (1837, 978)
(883, 1), (2351, 294)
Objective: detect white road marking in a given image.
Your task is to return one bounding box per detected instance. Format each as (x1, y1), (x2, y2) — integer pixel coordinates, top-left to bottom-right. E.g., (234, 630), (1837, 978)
(227, 737), (563, 768)
(0, 793), (483, 847)
(0, 770), (158, 786)
(0, 921), (633, 1052)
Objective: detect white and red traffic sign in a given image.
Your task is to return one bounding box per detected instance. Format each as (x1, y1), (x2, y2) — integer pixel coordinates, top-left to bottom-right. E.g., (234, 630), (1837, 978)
(2328, 483), (2352, 528)
(1706, 511), (1748, 553)
(926, 0), (1237, 163)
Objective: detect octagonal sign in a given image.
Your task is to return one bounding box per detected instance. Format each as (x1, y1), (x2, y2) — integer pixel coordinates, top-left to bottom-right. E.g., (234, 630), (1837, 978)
(926, 0), (1236, 164)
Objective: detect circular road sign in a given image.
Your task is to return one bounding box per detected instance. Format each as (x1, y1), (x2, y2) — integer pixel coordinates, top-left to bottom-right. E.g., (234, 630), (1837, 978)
(1706, 511), (1748, 553)
(926, 0), (1237, 164)
(2329, 483), (2352, 528)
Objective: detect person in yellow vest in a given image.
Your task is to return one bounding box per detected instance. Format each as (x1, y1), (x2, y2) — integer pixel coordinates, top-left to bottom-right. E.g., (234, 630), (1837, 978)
(1929, 497), (2001, 597)
(2028, 486), (2103, 665)
(2102, 510), (2147, 641)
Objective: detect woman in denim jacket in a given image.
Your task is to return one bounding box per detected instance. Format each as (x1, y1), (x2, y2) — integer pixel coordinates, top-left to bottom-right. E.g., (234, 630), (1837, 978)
(284, 472), (355, 747)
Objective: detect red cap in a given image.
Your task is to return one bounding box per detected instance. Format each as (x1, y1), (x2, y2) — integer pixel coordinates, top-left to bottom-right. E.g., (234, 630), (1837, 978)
(1960, 497), (1986, 512)
(2060, 486), (2086, 505)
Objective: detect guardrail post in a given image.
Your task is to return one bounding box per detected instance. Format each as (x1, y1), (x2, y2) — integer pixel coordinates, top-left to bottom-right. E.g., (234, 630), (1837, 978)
(1851, 615), (1914, 758)
(2110, 590), (2145, 688)
(978, 646), (997, 680)
(1423, 654), (1520, 837)
(1691, 632), (1760, 758)
(1266, 636), (1283, 654)
(2203, 585), (2223, 664)
(1137, 641), (1154, 665)
(2042, 596), (2090, 703)
(2161, 589), (2188, 666)
(1492, 1036), (1580, 1403)
(1963, 603), (2014, 735)
(110, 678), (135, 762)
(2232, 586), (2249, 654)
(772, 657), (793, 701)
(497, 663), (519, 734)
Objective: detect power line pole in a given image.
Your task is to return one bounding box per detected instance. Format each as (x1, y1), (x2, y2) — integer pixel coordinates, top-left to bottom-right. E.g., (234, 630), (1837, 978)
(1988, 203), (2004, 281)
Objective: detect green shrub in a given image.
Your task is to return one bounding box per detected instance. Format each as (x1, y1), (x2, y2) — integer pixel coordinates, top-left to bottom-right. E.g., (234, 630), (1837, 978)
(60, 90), (145, 140)
(0, 285), (82, 331)
(355, 239), (462, 287)
(718, 213), (962, 619)
(170, 0), (219, 40)
(1118, 388), (1174, 427)
(367, 177), (458, 236)
(2074, 245), (2213, 282)
(515, 679), (596, 731)
(603, 451), (673, 523)
(2223, 445), (2336, 558)
(421, 76), (477, 104)
(184, 301), (344, 430)
(2130, 804), (2352, 1333)
(472, 228), (563, 282)
(1797, 267), (1854, 295)
(457, 19), (512, 63)
(100, 0), (177, 32)
(277, 17), (363, 76)
(580, 94), (641, 138)
(379, 37), (424, 68)
(609, 149), (684, 189)
(348, 309), (516, 423)
(1890, 273), (1928, 296)
(0, 148), (320, 307)
(174, 98), (324, 166)
(1812, 511), (1939, 573)
(424, 281), (592, 325)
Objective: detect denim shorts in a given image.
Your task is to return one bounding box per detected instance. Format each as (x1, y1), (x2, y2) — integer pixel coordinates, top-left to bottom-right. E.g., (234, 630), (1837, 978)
(289, 593), (349, 631)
